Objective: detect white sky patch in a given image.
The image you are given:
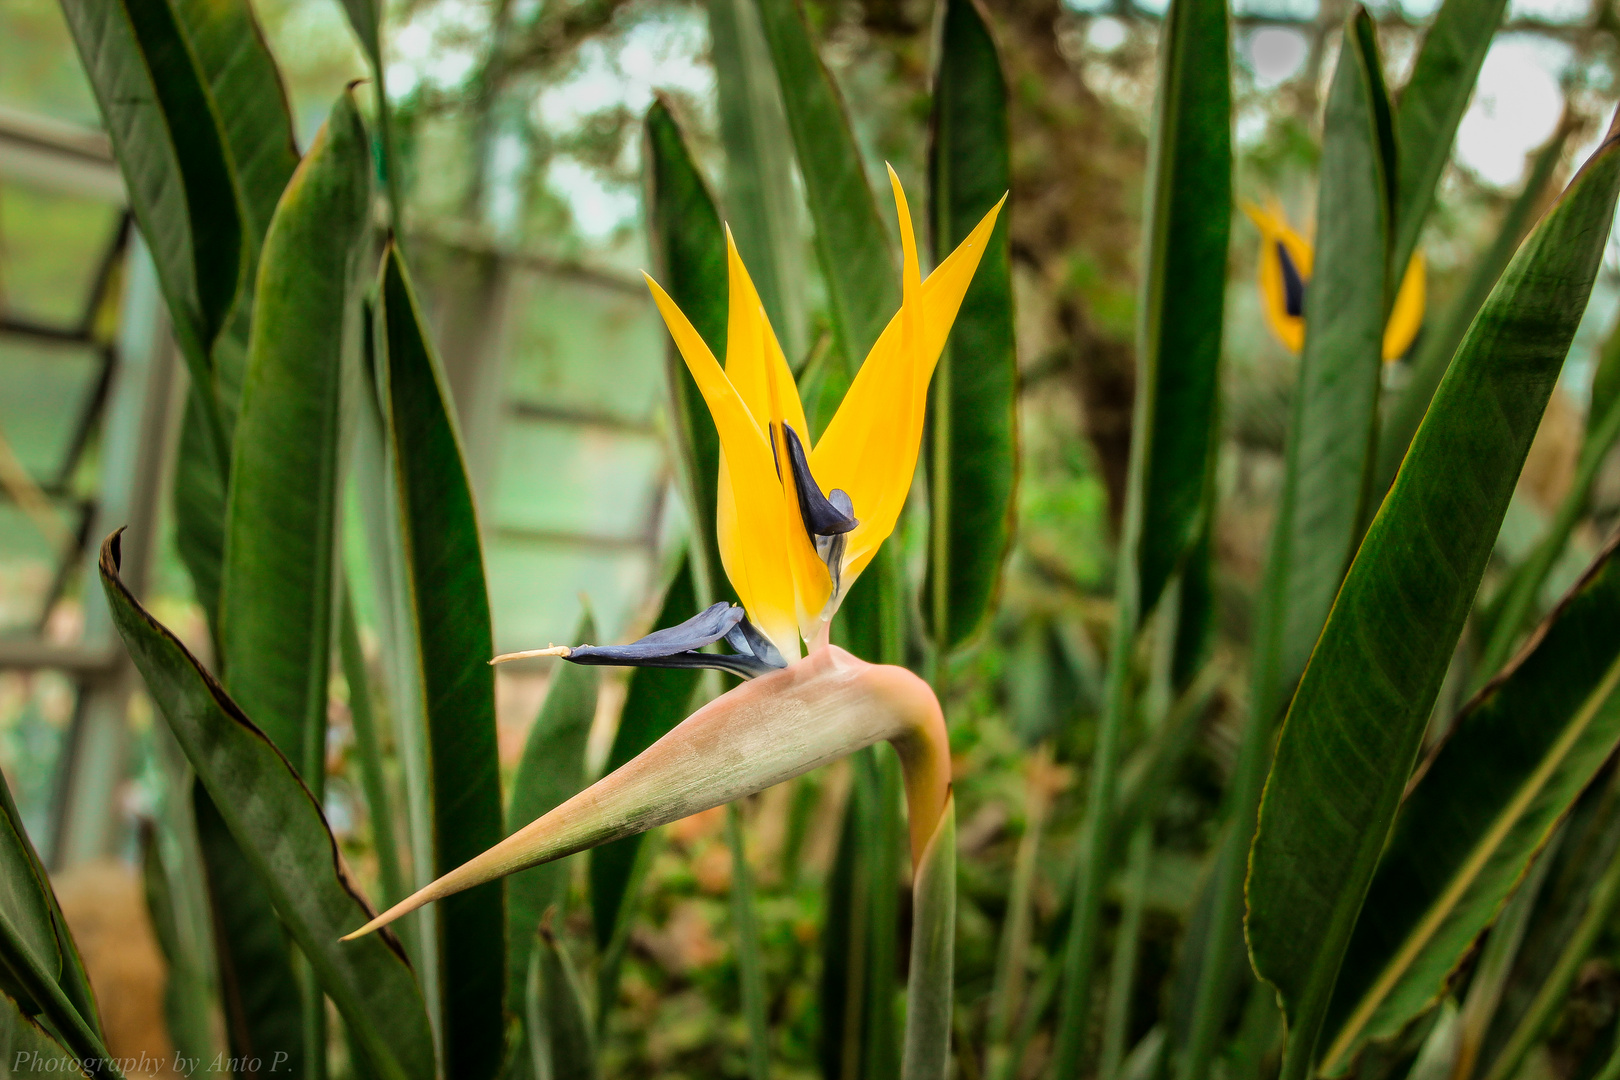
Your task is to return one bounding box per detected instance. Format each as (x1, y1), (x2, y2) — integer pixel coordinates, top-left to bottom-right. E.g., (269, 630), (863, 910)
(547, 156), (639, 238)
(386, 0), (492, 98)
(1087, 17), (1128, 52)
(1455, 35), (1568, 188)
(1509, 0), (1591, 20)
(534, 13), (713, 134)
(1245, 27), (1309, 88)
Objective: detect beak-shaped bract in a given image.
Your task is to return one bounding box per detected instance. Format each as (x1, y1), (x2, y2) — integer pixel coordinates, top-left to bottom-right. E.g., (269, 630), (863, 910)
(646, 170), (1005, 658)
(343, 645), (949, 941)
(1243, 199), (1425, 362)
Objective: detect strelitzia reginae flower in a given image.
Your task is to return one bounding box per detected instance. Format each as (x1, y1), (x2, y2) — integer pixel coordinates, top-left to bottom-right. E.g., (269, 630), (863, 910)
(1243, 199), (1425, 361)
(343, 169), (1003, 942)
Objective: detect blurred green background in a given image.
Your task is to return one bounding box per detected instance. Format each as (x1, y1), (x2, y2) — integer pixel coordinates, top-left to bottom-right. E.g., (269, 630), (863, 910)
(4, 0), (1620, 1075)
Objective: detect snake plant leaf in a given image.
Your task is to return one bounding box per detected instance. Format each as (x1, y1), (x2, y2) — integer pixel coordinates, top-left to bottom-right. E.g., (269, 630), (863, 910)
(1174, 14), (1391, 1075)
(192, 786), (304, 1075)
(173, 389), (229, 632)
(140, 807), (223, 1069)
(589, 560), (702, 952)
(1390, 0), (1510, 276)
(900, 793), (957, 1080)
(1375, 125), (1569, 497)
(1051, 0), (1230, 1067)
(752, 0), (899, 373)
(1265, 8), (1393, 698)
(0, 990), (88, 1079)
(98, 532), (437, 1080)
(377, 247), (507, 1080)
(168, 0), (298, 252)
(1246, 109), (1620, 1080)
(709, 0), (806, 360)
(923, 0), (1018, 652)
(506, 611), (598, 1009)
(341, 643), (949, 941)
(1318, 532), (1620, 1071)
(525, 927), (597, 1080)
(1122, 0), (1231, 623)
(644, 100), (732, 603)
(56, 0), (245, 387)
(220, 89), (372, 777)
(0, 774), (98, 1040)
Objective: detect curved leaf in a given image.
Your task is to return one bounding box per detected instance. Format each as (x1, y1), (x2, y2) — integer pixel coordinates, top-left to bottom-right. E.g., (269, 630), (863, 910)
(0, 990), (89, 1080)
(1246, 110), (1620, 1080)
(924, 0), (1019, 652)
(98, 532), (436, 1080)
(1320, 532), (1620, 1069)
(378, 247), (507, 1080)
(221, 90), (371, 776)
(525, 927), (596, 1080)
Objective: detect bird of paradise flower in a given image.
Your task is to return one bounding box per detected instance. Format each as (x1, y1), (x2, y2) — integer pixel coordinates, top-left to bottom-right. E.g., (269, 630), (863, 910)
(344, 169), (1004, 941)
(1244, 198), (1425, 361)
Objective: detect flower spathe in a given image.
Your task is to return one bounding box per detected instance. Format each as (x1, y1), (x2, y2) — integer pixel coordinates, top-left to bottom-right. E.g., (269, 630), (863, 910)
(1244, 199), (1425, 362)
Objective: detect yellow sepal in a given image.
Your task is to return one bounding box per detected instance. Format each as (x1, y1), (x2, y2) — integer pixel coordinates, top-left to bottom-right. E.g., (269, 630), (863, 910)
(1383, 251), (1425, 362)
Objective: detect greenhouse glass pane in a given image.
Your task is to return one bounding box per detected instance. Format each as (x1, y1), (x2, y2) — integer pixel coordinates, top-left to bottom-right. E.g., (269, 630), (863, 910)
(0, 336), (102, 480)
(485, 539), (655, 655)
(491, 420), (664, 540)
(0, 181), (120, 329)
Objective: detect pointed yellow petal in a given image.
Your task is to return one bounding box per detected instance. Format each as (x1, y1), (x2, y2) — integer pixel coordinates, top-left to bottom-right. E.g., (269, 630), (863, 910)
(341, 646), (950, 941)
(1382, 250), (1425, 361)
(645, 274), (800, 658)
(812, 191), (1005, 582)
(724, 228), (808, 439)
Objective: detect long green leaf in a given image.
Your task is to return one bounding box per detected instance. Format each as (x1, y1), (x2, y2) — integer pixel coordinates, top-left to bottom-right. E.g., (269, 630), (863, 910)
(924, 0), (1018, 652)
(339, 586), (405, 909)
(900, 796), (956, 1080)
(1390, 0), (1510, 275)
(193, 785), (304, 1075)
(99, 532), (437, 1080)
(643, 99), (730, 602)
(1375, 126), (1569, 496)
(1051, 0), (1230, 1066)
(0, 990), (89, 1080)
(506, 612), (598, 1009)
(751, 0), (898, 373)
(1174, 14), (1392, 1076)
(0, 777), (100, 1050)
(378, 247), (507, 1080)
(140, 805), (220, 1068)
(1318, 532), (1620, 1069)
(57, 0), (244, 386)
(1246, 110), (1620, 1080)
(169, 0), (298, 251)
(588, 561), (702, 953)
(173, 389), (228, 633)
(220, 89), (371, 776)
(1473, 766), (1620, 1074)
(525, 927), (597, 1080)
(709, 0), (806, 360)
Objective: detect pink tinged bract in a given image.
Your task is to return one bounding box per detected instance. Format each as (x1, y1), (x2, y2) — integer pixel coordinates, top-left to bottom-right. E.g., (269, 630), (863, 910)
(343, 645), (949, 941)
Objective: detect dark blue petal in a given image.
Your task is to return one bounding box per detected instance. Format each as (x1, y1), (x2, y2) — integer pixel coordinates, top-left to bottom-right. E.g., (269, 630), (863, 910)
(724, 617), (787, 669)
(560, 603), (786, 679)
(780, 424), (857, 536)
(1277, 239), (1307, 319)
